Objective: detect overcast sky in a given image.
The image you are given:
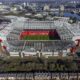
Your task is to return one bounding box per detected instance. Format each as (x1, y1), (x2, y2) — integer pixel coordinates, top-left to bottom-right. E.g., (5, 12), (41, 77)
(0, 0), (79, 3)
(0, 0), (79, 1)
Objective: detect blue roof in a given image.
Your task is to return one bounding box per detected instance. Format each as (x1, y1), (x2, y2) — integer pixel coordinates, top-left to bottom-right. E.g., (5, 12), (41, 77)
(64, 13), (80, 20)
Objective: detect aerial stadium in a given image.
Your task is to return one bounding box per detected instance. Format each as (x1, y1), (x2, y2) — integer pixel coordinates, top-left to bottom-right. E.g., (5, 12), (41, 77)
(0, 16), (80, 57)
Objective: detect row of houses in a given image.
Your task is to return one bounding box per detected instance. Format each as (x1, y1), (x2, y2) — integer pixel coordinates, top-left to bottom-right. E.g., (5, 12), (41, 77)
(0, 72), (80, 80)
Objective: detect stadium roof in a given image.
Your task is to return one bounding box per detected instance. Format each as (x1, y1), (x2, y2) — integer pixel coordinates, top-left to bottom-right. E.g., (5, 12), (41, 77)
(0, 16), (79, 52)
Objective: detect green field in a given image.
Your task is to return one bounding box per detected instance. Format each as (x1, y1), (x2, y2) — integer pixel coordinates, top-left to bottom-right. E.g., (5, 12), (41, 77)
(22, 35), (59, 40)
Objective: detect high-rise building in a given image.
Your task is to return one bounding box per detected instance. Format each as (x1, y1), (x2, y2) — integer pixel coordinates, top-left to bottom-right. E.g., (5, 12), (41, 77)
(59, 5), (65, 16)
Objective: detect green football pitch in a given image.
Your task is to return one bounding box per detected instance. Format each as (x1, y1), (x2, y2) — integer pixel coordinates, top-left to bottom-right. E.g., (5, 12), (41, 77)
(22, 35), (58, 40)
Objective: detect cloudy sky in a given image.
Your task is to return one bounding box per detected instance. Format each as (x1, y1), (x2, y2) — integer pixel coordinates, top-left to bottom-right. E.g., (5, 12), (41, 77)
(0, 0), (79, 1)
(0, 0), (79, 3)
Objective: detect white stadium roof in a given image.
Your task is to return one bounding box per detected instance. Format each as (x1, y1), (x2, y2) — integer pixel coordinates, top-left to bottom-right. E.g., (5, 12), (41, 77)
(0, 16), (80, 52)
